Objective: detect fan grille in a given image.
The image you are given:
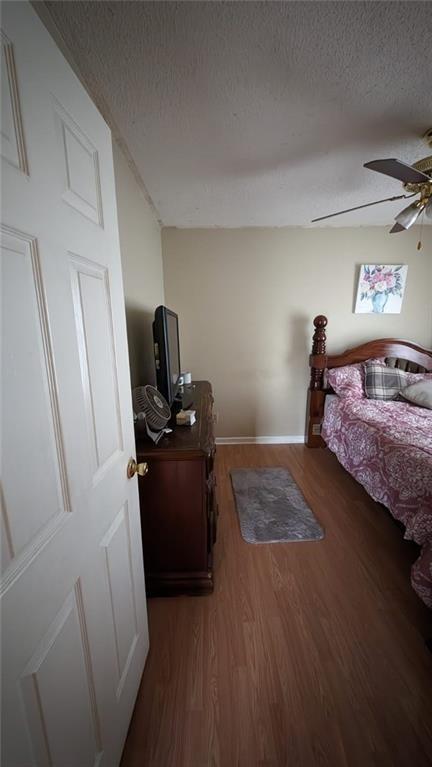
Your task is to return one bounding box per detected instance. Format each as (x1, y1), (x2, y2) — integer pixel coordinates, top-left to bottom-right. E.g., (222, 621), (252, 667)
(133, 385), (171, 430)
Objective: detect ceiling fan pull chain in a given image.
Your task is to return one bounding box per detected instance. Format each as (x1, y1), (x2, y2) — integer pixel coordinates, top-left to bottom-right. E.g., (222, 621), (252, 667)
(417, 209), (425, 251)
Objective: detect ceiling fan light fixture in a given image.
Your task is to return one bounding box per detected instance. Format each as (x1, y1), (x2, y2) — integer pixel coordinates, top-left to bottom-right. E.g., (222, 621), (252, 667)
(394, 200), (426, 230)
(389, 222), (405, 234)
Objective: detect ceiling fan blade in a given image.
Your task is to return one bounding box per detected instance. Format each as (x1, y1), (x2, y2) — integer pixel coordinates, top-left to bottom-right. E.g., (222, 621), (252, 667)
(389, 223), (405, 234)
(311, 194), (414, 223)
(364, 159), (430, 185)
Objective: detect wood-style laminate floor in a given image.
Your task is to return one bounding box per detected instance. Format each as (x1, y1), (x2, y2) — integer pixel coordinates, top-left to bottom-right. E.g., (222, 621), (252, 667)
(121, 445), (432, 767)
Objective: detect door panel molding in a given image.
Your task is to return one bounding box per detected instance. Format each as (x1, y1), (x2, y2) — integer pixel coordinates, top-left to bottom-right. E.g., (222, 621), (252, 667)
(0, 29), (29, 174)
(69, 252), (123, 481)
(53, 97), (103, 227)
(1, 224), (71, 595)
(20, 583), (103, 767)
(100, 503), (139, 699)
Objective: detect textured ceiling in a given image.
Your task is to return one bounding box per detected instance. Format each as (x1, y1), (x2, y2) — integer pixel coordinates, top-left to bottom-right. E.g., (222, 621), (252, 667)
(45, 1), (432, 228)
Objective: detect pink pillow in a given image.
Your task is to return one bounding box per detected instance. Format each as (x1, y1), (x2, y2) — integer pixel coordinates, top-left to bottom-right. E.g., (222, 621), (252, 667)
(327, 358), (385, 399)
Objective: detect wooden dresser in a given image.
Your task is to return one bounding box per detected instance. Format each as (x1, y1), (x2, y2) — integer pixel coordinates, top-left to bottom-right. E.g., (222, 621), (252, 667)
(135, 381), (217, 596)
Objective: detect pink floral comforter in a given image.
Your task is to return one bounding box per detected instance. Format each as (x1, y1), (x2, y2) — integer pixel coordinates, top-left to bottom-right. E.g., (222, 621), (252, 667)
(323, 396), (432, 607)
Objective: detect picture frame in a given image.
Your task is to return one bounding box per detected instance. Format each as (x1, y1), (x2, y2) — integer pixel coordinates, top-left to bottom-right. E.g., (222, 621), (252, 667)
(354, 264), (408, 314)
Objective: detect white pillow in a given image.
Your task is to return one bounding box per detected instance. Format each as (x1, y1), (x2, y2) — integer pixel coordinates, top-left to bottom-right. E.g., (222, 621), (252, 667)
(400, 380), (432, 410)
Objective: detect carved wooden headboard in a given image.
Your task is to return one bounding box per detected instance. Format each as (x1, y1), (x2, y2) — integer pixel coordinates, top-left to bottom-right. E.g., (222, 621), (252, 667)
(306, 315), (432, 448)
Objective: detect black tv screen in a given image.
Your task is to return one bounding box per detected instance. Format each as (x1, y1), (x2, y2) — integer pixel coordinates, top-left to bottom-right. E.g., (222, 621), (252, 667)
(153, 305), (181, 405)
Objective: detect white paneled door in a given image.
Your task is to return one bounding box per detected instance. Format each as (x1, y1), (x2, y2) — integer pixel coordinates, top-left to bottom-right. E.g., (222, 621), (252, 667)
(1, 4), (149, 765)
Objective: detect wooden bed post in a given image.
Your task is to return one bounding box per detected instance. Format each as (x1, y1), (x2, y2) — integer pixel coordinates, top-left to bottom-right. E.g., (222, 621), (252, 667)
(310, 315), (327, 390)
(306, 315), (328, 448)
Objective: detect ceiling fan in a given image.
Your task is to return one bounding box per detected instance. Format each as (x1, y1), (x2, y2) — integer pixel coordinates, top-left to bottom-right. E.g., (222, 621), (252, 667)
(312, 129), (432, 233)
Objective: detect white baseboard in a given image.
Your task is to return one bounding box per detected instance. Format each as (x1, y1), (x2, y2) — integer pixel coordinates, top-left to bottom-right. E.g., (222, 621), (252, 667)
(215, 435), (305, 445)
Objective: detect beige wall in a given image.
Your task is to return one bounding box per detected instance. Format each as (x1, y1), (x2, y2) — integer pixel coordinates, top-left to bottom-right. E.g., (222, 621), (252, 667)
(113, 141), (164, 387)
(162, 226), (432, 438)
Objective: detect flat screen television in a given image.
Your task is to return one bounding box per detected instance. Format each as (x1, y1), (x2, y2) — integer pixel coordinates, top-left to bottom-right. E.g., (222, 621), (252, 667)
(153, 305), (181, 406)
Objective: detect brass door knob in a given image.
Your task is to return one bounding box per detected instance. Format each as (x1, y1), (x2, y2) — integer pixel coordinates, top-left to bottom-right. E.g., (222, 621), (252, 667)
(127, 458), (149, 479)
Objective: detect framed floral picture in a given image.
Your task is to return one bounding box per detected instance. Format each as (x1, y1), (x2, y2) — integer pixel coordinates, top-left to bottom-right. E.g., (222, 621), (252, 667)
(354, 264), (408, 314)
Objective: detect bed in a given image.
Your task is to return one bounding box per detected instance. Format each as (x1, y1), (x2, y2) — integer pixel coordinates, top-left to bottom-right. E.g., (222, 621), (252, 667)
(306, 315), (432, 607)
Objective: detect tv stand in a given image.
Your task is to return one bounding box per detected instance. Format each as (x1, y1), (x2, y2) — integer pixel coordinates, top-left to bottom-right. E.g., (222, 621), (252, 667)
(172, 383), (195, 412)
(135, 381), (217, 596)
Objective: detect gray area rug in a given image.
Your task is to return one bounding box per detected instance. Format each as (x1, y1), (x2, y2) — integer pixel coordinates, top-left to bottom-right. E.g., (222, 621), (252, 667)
(230, 467), (324, 544)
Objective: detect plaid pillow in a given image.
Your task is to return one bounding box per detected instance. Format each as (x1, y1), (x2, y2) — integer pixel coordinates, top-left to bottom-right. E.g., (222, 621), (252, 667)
(364, 363), (410, 400)
(327, 358), (386, 399)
